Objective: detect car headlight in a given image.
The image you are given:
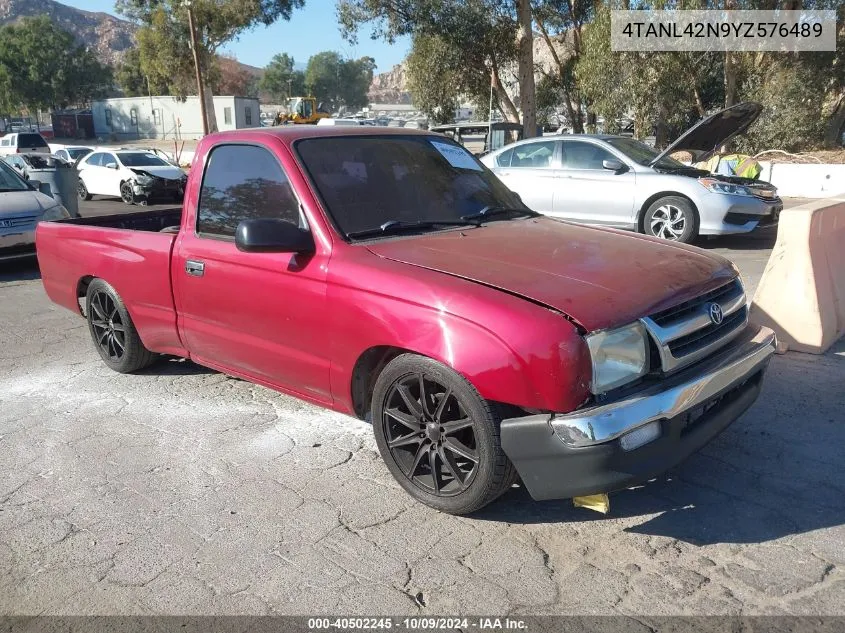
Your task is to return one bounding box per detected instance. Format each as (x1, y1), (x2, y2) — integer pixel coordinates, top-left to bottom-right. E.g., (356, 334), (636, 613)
(134, 173), (154, 185)
(699, 177), (753, 197)
(585, 322), (650, 393)
(41, 204), (70, 221)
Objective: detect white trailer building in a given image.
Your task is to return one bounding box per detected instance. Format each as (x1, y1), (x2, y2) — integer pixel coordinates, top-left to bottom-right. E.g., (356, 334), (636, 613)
(91, 95), (260, 140)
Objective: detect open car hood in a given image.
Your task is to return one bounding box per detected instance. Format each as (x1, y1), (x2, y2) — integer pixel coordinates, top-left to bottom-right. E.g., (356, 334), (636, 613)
(650, 102), (763, 166)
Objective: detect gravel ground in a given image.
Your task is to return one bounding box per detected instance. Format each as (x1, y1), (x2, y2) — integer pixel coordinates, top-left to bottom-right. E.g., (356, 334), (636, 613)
(0, 198), (842, 617)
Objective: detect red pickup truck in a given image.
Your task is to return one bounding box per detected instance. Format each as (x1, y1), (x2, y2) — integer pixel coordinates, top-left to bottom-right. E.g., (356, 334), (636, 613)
(36, 127), (776, 514)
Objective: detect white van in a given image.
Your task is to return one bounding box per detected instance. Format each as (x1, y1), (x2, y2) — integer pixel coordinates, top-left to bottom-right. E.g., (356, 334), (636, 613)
(0, 132), (50, 156)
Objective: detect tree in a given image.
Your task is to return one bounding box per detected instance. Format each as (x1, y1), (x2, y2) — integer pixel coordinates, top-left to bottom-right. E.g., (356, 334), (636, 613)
(117, 0), (305, 132)
(515, 0), (536, 137)
(214, 56), (259, 96)
(304, 52), (375, 110)
(338, 0), (522, 123)
(260, 53), (306, 101)
(0, 16), (112, 114)
(406, 34), (462, 124)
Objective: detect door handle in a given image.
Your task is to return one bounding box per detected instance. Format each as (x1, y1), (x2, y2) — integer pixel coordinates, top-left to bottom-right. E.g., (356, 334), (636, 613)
(185, 260), (205, 276)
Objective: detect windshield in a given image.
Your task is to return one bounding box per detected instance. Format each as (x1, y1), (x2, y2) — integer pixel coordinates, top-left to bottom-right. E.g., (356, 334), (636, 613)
(0, 160), (29, 191)
(118, 152), (170, 167)
(295, 135), (527, 239)
(67, 148), (92, 160)
(605, 137), (686, 168)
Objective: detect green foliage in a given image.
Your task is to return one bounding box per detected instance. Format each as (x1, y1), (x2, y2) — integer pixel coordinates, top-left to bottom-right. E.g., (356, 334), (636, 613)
(406, 34), (461, 124)
(259, 53), (306, 101)
(0, 16), (112, 113)
(338, 0), (520, 120)
(304, 52), (375, 110)
(118, 0), (305, 98)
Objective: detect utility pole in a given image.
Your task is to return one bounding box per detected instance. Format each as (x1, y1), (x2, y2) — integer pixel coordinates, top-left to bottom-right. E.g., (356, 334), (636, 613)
(186, 2), (209, 136)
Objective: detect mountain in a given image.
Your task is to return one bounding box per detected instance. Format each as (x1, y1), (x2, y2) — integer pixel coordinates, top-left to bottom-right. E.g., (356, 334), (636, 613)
(0, 0), (136, 66)
(0, 0), (262, 79)
(368, 63), (410, 105)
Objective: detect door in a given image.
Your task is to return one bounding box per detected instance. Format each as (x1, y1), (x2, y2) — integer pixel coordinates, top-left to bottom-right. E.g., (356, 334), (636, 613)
(492, 140), (560, 214)
(100, 152), (123, 197)
(79, 152), (107, 194)
(554, 140), (637, 227)
(172, 142), (332, 403)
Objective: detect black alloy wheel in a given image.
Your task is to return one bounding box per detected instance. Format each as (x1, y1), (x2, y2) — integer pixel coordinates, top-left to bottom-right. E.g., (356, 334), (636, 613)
(85, 278), (158, 373)
(383, 372), (479, 497)
(372, 354), (518, 514)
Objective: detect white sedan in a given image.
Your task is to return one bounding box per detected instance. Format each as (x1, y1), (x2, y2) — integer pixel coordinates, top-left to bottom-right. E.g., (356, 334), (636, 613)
(76, 150), (187, 205)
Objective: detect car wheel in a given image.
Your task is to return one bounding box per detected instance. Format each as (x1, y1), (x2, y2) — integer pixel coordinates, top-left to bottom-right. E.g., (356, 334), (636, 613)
(371, 354), (518, 515)
(77, 179), (92, 201)
(85, 279), (158, 374)
(120, 181), (135, 205)
(643, 196), (698, 243)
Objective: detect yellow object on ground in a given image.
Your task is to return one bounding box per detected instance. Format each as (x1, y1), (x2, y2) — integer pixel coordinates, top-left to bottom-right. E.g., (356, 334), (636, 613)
(573, 494), (610, 514)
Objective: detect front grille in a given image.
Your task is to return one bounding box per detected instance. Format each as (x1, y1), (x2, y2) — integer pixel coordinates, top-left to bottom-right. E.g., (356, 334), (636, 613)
(0, 215), (38, 229)
(641, 278), (748, 373)
(668, 305), (747, 357)
(651, 279), (742, 326)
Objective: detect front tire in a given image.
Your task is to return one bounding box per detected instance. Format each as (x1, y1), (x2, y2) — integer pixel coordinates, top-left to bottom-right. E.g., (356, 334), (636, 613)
(85, 279), (157, 373)
(120, 181), (136, 205)
(643, 196), (698, 243)
(372, 354), (517, 514)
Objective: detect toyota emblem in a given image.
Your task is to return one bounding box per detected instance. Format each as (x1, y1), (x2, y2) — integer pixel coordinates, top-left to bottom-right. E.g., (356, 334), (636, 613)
(708, 303), (724, 325)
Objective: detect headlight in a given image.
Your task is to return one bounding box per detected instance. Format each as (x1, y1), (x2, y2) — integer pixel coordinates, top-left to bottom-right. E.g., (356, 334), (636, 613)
(699, 177), (753, 197)
(585, 322), (649, 393)
(134, 173), (154, 185)
(41, 204), (70, 221)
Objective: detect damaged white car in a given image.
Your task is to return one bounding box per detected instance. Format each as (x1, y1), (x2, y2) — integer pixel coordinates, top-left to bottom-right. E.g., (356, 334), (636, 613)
(76, 150), (187, 205)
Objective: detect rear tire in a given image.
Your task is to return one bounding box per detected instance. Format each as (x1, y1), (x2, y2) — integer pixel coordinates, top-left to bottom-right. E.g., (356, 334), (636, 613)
(77, 179), (92, 201)
(643, 196), (698, 243)
(371, 354), (518, 515)
(85, 279), (158, 373)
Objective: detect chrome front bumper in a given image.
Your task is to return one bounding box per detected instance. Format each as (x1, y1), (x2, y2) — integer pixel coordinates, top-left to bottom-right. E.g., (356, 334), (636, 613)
(501, 324), (776, 500)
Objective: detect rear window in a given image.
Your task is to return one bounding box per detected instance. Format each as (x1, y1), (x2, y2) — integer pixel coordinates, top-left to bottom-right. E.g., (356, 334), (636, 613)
(17, 134), (47, 148)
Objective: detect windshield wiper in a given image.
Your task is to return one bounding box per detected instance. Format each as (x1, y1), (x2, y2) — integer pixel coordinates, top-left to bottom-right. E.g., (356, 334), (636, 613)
(460, 205), (538, 223)
(346, 219), (480, 240)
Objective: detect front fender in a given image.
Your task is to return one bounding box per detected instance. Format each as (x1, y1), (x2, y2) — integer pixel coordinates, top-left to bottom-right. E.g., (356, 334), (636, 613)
(328, 252), (592, 415)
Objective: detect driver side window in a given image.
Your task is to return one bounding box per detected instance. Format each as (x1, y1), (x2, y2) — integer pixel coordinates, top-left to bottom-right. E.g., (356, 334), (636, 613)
(197, 144), (302, 238)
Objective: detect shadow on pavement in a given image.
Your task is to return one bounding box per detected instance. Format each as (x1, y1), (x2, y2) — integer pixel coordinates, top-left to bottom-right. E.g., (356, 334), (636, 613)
(474, 350), (845, 546)
(136, 356), (217, 376)
(693, 229), (777, 252)
(0, 257), (41, 282)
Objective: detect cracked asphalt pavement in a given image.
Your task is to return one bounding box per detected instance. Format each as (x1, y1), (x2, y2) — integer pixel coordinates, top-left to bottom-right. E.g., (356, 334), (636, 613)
(1, 205), (844, 616)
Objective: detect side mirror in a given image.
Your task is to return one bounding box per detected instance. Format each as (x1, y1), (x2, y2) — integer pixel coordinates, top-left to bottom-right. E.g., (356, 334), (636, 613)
(106, 162), (117, 169)
(236, 218), (314, 254)
(602, 159), (626, 172)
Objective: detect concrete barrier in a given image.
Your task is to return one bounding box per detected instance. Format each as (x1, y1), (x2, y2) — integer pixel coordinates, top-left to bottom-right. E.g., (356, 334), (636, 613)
(759, 162), (845, 198)
(750, 198), (845, 354)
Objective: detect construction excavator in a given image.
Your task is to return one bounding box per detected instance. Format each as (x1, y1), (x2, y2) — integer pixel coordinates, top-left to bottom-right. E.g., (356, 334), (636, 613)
(273, 96), (331, 125)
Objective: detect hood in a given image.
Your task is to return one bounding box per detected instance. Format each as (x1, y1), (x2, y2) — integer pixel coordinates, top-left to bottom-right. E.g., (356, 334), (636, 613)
(650, 101), (763, 166)
(131, 166), (185, 180)
(366, 218), (736, 332)
(0, 190), (56, 216)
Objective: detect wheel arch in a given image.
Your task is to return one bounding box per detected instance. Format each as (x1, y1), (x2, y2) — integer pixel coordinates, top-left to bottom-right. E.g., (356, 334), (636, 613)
(76, 274), (96, 316)
(350, 345), (415, 420)
(637, 191), (699, 232)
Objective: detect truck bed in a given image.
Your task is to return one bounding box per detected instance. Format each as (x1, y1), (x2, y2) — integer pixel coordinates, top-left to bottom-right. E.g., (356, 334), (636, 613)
(57, 207), (182, 233)
(36, 207), (186, 357)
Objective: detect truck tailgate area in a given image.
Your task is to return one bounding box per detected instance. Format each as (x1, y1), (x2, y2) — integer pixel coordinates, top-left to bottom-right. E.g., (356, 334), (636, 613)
(35, 210), (186, 356)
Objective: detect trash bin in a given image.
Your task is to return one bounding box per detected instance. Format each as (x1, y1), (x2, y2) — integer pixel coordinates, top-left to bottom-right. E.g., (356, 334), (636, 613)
(27, 163), (79, 217)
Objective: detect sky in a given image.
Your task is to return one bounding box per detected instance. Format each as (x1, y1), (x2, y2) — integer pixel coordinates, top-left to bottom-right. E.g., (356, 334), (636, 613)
(61, 0), (411, 73)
